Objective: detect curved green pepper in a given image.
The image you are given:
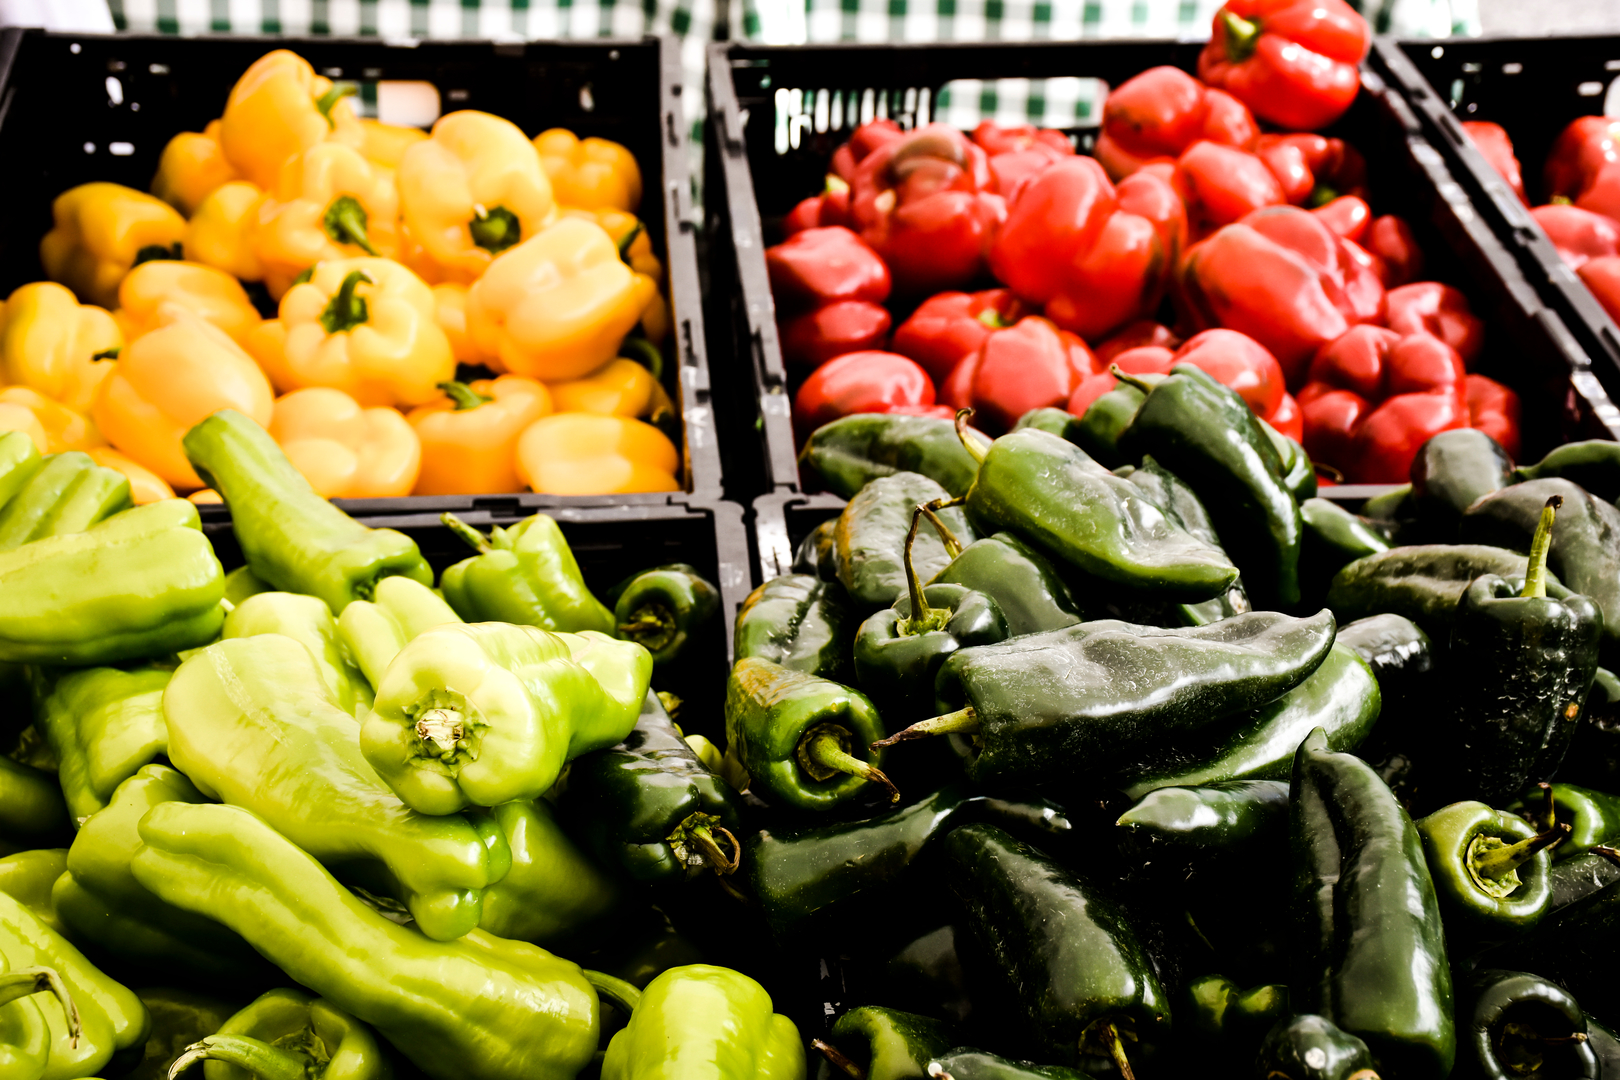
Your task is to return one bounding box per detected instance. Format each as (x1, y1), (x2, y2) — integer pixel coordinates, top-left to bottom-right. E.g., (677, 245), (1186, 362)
(723, 657), (894, 810)
(792, 519), (838, 580)
(1116, 455), (1251, 626)
(931, 532), (1083, 637)
(32, 663), (170, 825)
(1073, 380), (1145, 468)
(800, 413), (980, 499)
(1586, 1017), (1620, 1078)
(1513, 439), (1620, 503)
(1300, 498), (1392, 609)
(128, 988), (237, 1080)
(165, 634), (510, 942)
(1415, 798), (1561, 938)
(1258, 1015), (1378, 1080)
(1455, 969), (1598, 1080)
(478, 797), (621, 948)
(0, 451), (130, 553)
(0, 758), (68, 847)
(183, 410), (431, 615)
(1011, 406), (1084, 442)
(0, 851), (67, 935)
(1117, 780), (1289, 864)
(836, 472), (976, 611)
(131, 800), (599, 1080)
(734, 574), (855, 683)
(600, 964), (803, 1080)
(610, 563), (719, 667)
(335, 575), (461, 690)
(926, 1049), (1093, 1080)
(1510, 782), (1620, 862)
(221, 566), (271, 606)
(1409, 429), (1513, 538)
(1361, 484), (1414, 523)
(0, 955), (82, 1080)
(1335, 614), (1432, 745)
(814, 1005), (950, 1080)
(439, 512), (615, 634)
(1547, 845), (1620, 915)
(168, 988), (389, 1080)
(361, 622), (650, 815)
(1267, 423), (1318, 502)
(0, 432), (43, 514)
(223, 592), (371, 716)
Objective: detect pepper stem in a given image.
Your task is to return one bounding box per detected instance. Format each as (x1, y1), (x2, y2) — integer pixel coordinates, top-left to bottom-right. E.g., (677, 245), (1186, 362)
(441, 512), (495, 554)
(680, 816), (741, 876)
(1470, 820), (1571, 882)
(619, 603), (678, 653)
(1218, 7), (1261, 62)
(616, 221), (645, 260)
(583, 969), (642, 1016)
(415, 708), (465, 757)
(619, 336), (665, 381)
(797, 724), (900, 804)
(1084, 1020), (1138, 1080)
(921, 497), (966, 558)
(955, 408), (989, 465)
(1521, 496), (1562, 599)
(167, 1035), (314, 1080)
(469, 204), (522, 254)
(314, 83), (357, 127)
(438, 380), (492, 412)
(0, 968), (79, 1048)
(898, 505), (942, 637)
(813, 1040), (868, 1080)
(1589, 845), (1620, 869)
(318, 270), (373, 335)
(1108, 364), (1163, 396)
(870, 706), (980, 749)
(322, 195), (379, 255)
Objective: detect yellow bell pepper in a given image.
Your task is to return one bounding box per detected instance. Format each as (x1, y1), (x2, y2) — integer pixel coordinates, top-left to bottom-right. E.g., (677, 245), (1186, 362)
(116, 261), (261, 346)
(218, 49), (364, 191)
(151, 119), (239, 216)
(0, 402), (47, 453)
(184, 180), (267, 283)
(535, 129), (643, 212)
(85, 446), (176, 505)
(269, 386), (422, 498)
(405, 375), (551, 495)
(546, 357), (674, 423)
(559, 207), (669, 342)
(516, 412), (680, 495)
(0, 282), (120, 413)
(40, 183), (189, 309)
(397, 110), (557, 284)
(431, 282), (480, 364)
(245, 257), (454, 408)
(256, 142), (401, 298)
(93, 309), (274, 488)
(0, 386), (105, 454)
(466, 217), (656, 381)
(359, 119), (429, 170)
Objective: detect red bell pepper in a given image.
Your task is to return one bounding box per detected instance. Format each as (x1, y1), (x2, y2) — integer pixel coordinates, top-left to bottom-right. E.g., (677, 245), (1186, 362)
(1198, 0), (1370, 132)
(1461, 121), (1527, 206)
(1384, 281), (1484, 369)
(1365, 214), (1423, 288)
(1172, 328), (1287, 419)
(766, 226), (891, 308)
(1173, 140), (1285, 241)
(940, 315), (1097, 432)
(971, 121), (1073, 158)
(890, 288), (1025, 381)
(780, 300), (893, 369)
(1532, 204), (1620, 270)
(1574, 161), (1620, 223)
(1578, 255), (1620, 325)
(1312, 195), (1372, 243)
(1255, 133), (1368, 207)
(1269, 391), (1303, 442)
(1065, 350), (1175, 418)
(1466, 373), (1522, 461)
(831, 119), (905, 184)
(1094, 320), (1180, 365)
(1094, 65), (1259, 181)
(782, 179), (852, 237)
(848, 124), (1007, 294)
(792, 350), (935, 439)
(1544, 116), (1620, 203)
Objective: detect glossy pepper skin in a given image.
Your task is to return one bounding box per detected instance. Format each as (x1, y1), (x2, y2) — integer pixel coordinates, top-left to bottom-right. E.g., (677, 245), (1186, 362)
(1326, 544), (1557, 646)
(734, 574), (856, 684)
(1258, 1015), (1378, 1080)
(891, 289), (1024, 382)
(0, 498), (224, 665)
(835, 472), (976, 610)
(600, 964), (804, 1080)
(336, 575), (461, 693)
(1532, 205), (1620, 271)
(1509, 782), (1620, 862)
(610, 564), (720, 667)
(1455, 970), (1598, 1080)
(0, 433), (43, 511)
(945, 316), (1099, 433)
(132, 800), (599, 1080)
(184, 409), (432, 615)
(766, 226), (891, 309)
(40, 182), (189, 309)
(535, 128), (641, 212)
(224, 590), (373, 715)
(0, 451), (130, 553)
(933, 532), (1084, 637)
(515, 413), (681, 496)
(1173, 140), (1285, 240)
(217, 50), (364, 192)
(151, 120), (237, 216)
(1198, 0), (1371, 132)
(780, 300), (892, 369)
(946, 823), (1170, 1072)
(1095, 65), (1258, 180)
(164, 634), (510, 941)
(800, 413), (981, 499)
(439, 511), (615, 634)
(184, 180), (268, 283)
(477, 796), (621, 948)
(253, 142), (401, 297)
(927, 1049), (1093, 1080)
(855, 581), (1007, 724)
(361, 621), (650, 814)
(1118, 779), (1289, 862)
(0, 281), (119, 414)
(169, 988), (389, 1080)
(793, 352), (940, 440)
(1415, 801), (1560, 940)
(1178, 975), (1290, 1070)
(407, 376), (552, 495)
(818, 1006), (950, 1080)
(268, 386), (421, 499)
(1386, 282), (1484, 369)
(1289, 728), (1455, 1078)
(0, 852), (68, 933)
(32, 663), (170, 825)
(1410, 428), (1514, 536)
(1299, 498), (1391, 608)
(116, 260), (261, 347)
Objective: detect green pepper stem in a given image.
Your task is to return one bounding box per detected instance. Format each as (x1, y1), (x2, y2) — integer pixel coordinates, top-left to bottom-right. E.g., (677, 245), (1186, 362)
(318, 269), (373, 335)
(583, 969), (643, 1016)
(619, 336), (665, 381)
(314, 83), (357, 127)
(975, 307), (1011, 330)
(134, 241), (183, 266)
(1590, 845), (1620, 869)
(616, 221), (644, 259)
(322, 195), (379, 256)
(1108, 364), (1163, 396)
(1472, 820), (1571, 881)
(899, 505), (938, 635)
(871, 707), (979, 750)
(438, 381), (492, 412)
(1218, 7), (1261, 61)
(468, 204), (522, 255)
(797, 724), (900, 804)
(955, 408), (988, 465)
(167, 1035), (313, 1080)
(813, 1040), (867, 1080)
(1521, 496), (1562, 599)
(686, 820), (741, 876)
(1086, 1020), (1138, 1080)
(0, 968), (79, 1047)
(441, 512), (495, 554)
(619, 603), (678, 653)
(920, 497), (966, 559)
(91, 347), (120, 361)
(415, 708), (465, 757)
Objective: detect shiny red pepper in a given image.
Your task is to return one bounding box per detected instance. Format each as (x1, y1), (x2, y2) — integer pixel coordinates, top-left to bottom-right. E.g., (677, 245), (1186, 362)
(1532, 204), (1620, 270)
(1384, 281), (1484, 369)
(1094, 65), (1259, 181)
(1173, 140), (1285, 240)
(792, 350), (934, 438)
(941, 315), (1097, 432)
(1255, 133), (1368, 207)
(1365, 214), (1423, 287)
(1311, 195), (1372, 243)
(1461, 121), (1527, 206)
(1172, 328), (1287, 420)
(848, 124), (1007, 294)
(1198, 0), (1370, 132)
(782, 180), (852, 237)
(766, 226), (891, 308)
(1094, 320), (1180, 365)
(1466, 373), (1522, 460)
(890, 288), (1025, 381)
(1575, 162), (1620, 223)
(1578, 255), (1620, 325)
(973, 120), (1075, 199)
(780, 300), (893, 368)
(1545, 116), (1620, 203)
(831, 119), (905, 184)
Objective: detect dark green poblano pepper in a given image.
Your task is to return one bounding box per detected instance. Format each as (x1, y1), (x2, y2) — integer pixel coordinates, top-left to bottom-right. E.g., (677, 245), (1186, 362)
(1514, 440), (1620, 504)
(1258, 1015), (1379, 1080)
(1453, 970), (1599, 1080)
(734, 574), (855, 683)
(800, 413), (981, 499)
(811, 1006), (951, 1080)
(930, 533), (1084, 637)
(835, 472), (976, 611)
(1408, 429), (1514, 539)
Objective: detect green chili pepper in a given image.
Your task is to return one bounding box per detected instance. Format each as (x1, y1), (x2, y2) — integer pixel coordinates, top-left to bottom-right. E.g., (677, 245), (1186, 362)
(0, 852), (67, 936)
(1180, 974), (1290, 1065)
(1409, 429), (1514, 538)
(183, 410), (431, 614)
(1513, 439), (1620, 503)
(836, 472), (977, 611)
(128, 987), (237, 1080)
(1414, 797), (1563, 938)
(336, 575), (462, 690)
(813, 1006), (951, 1080)
(31, 663), (170, 825)
(0, 955), (83, 1080)
(561, 690), (743, 888)
(1073, 380), (1145, 468)
(1455, 969), (1598, 1080)
(1547, 845), (1620, 916)
(800, 413), (980, 499)
(1300, 499), (1392, 608)
(723, 657), (895, 810)
(0, 499), (224, 665)
(1586, 1017), (1620, 1078)
(1509, 782), (1620, 861)
(932, 532), (1084, 637)
(361, 622), (650, 815)
(793, 518), (838, 580)
(879, 610), (1336, 790)
(1117, 780), (1289, 863)
(926, 1049), (1094, 1080)
(1289, 728), (1454, 1078)
(1268, 424), (1319, 502)
(478, 797), (621, 948)
(167, 988), (389, 1080)
(1011, 406), (1084, 442)
(0, 432), (43, 514)
(1257, 1015), (1379, 1080)
(437, 511), (615, 634)
(1362, 484), (1414, 523)
(734, 574), (855, 683)
(609, 563), (719, 666)
(1559, 668), (1620, 791)
(944, 823), (1170, 1075)
(1334, 614), (1432, 764)
(130, 800), (599, 1080)
(1116, 364), (1303, 608)
(0, 451), (130, 553)
(223, 591), (371, 716)
(0, 758), (68, 848)
(221, 565), (271, 606)
(600, 964), (803, 1080)
(1116, 455), (1251, 625)
(165, 634), (511, 942)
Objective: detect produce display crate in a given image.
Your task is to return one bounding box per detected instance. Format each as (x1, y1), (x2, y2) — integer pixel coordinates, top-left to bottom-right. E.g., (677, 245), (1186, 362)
(1383, 34), (1620, 430)
(0, 27), (726, 502)
(705, 39), (1620, 579)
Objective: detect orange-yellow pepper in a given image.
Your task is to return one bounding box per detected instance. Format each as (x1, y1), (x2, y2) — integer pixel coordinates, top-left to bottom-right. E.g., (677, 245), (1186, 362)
(0, 387), (103, 454)
(359, 119), (429, 170)
(397, 111), (557, 284)
(535, 129), (643, 212)
(115, 261), (261, 346)
(405, 375), (551, 495)
(547, 357), (674, 421)
(0, 281), (121, 413)
(516, 412), (680, 495)
(85, 446), (176, 505)
(255, 142), (401, 298)
(0, 402), (48, 453)
(40, 183), (189, 309)
(431, 282), (480, 364)
(184, 180), (267, 283)
(561, 207), (662, 281)
(245, 257), (454, 408)
(268, 387), (422, 498)
(151, 119), (239, 216)
(466, 217), (656, 380)
(93, 310), (274, 488)
(218, 49), (364, 191)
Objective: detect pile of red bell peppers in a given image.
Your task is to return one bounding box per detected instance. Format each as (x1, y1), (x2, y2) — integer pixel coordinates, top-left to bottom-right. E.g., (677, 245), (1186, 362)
(770, 0), (1523, 485)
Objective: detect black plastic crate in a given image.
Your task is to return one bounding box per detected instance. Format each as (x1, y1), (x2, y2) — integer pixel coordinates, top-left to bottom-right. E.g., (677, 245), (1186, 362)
(705, 37), (1620, 537)
(1384, 35), (1620, 435)
(0, 27), (725, 501)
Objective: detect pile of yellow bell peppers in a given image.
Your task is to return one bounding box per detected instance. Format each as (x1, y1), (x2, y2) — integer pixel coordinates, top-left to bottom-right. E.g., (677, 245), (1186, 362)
(0, 48), (682, 501)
